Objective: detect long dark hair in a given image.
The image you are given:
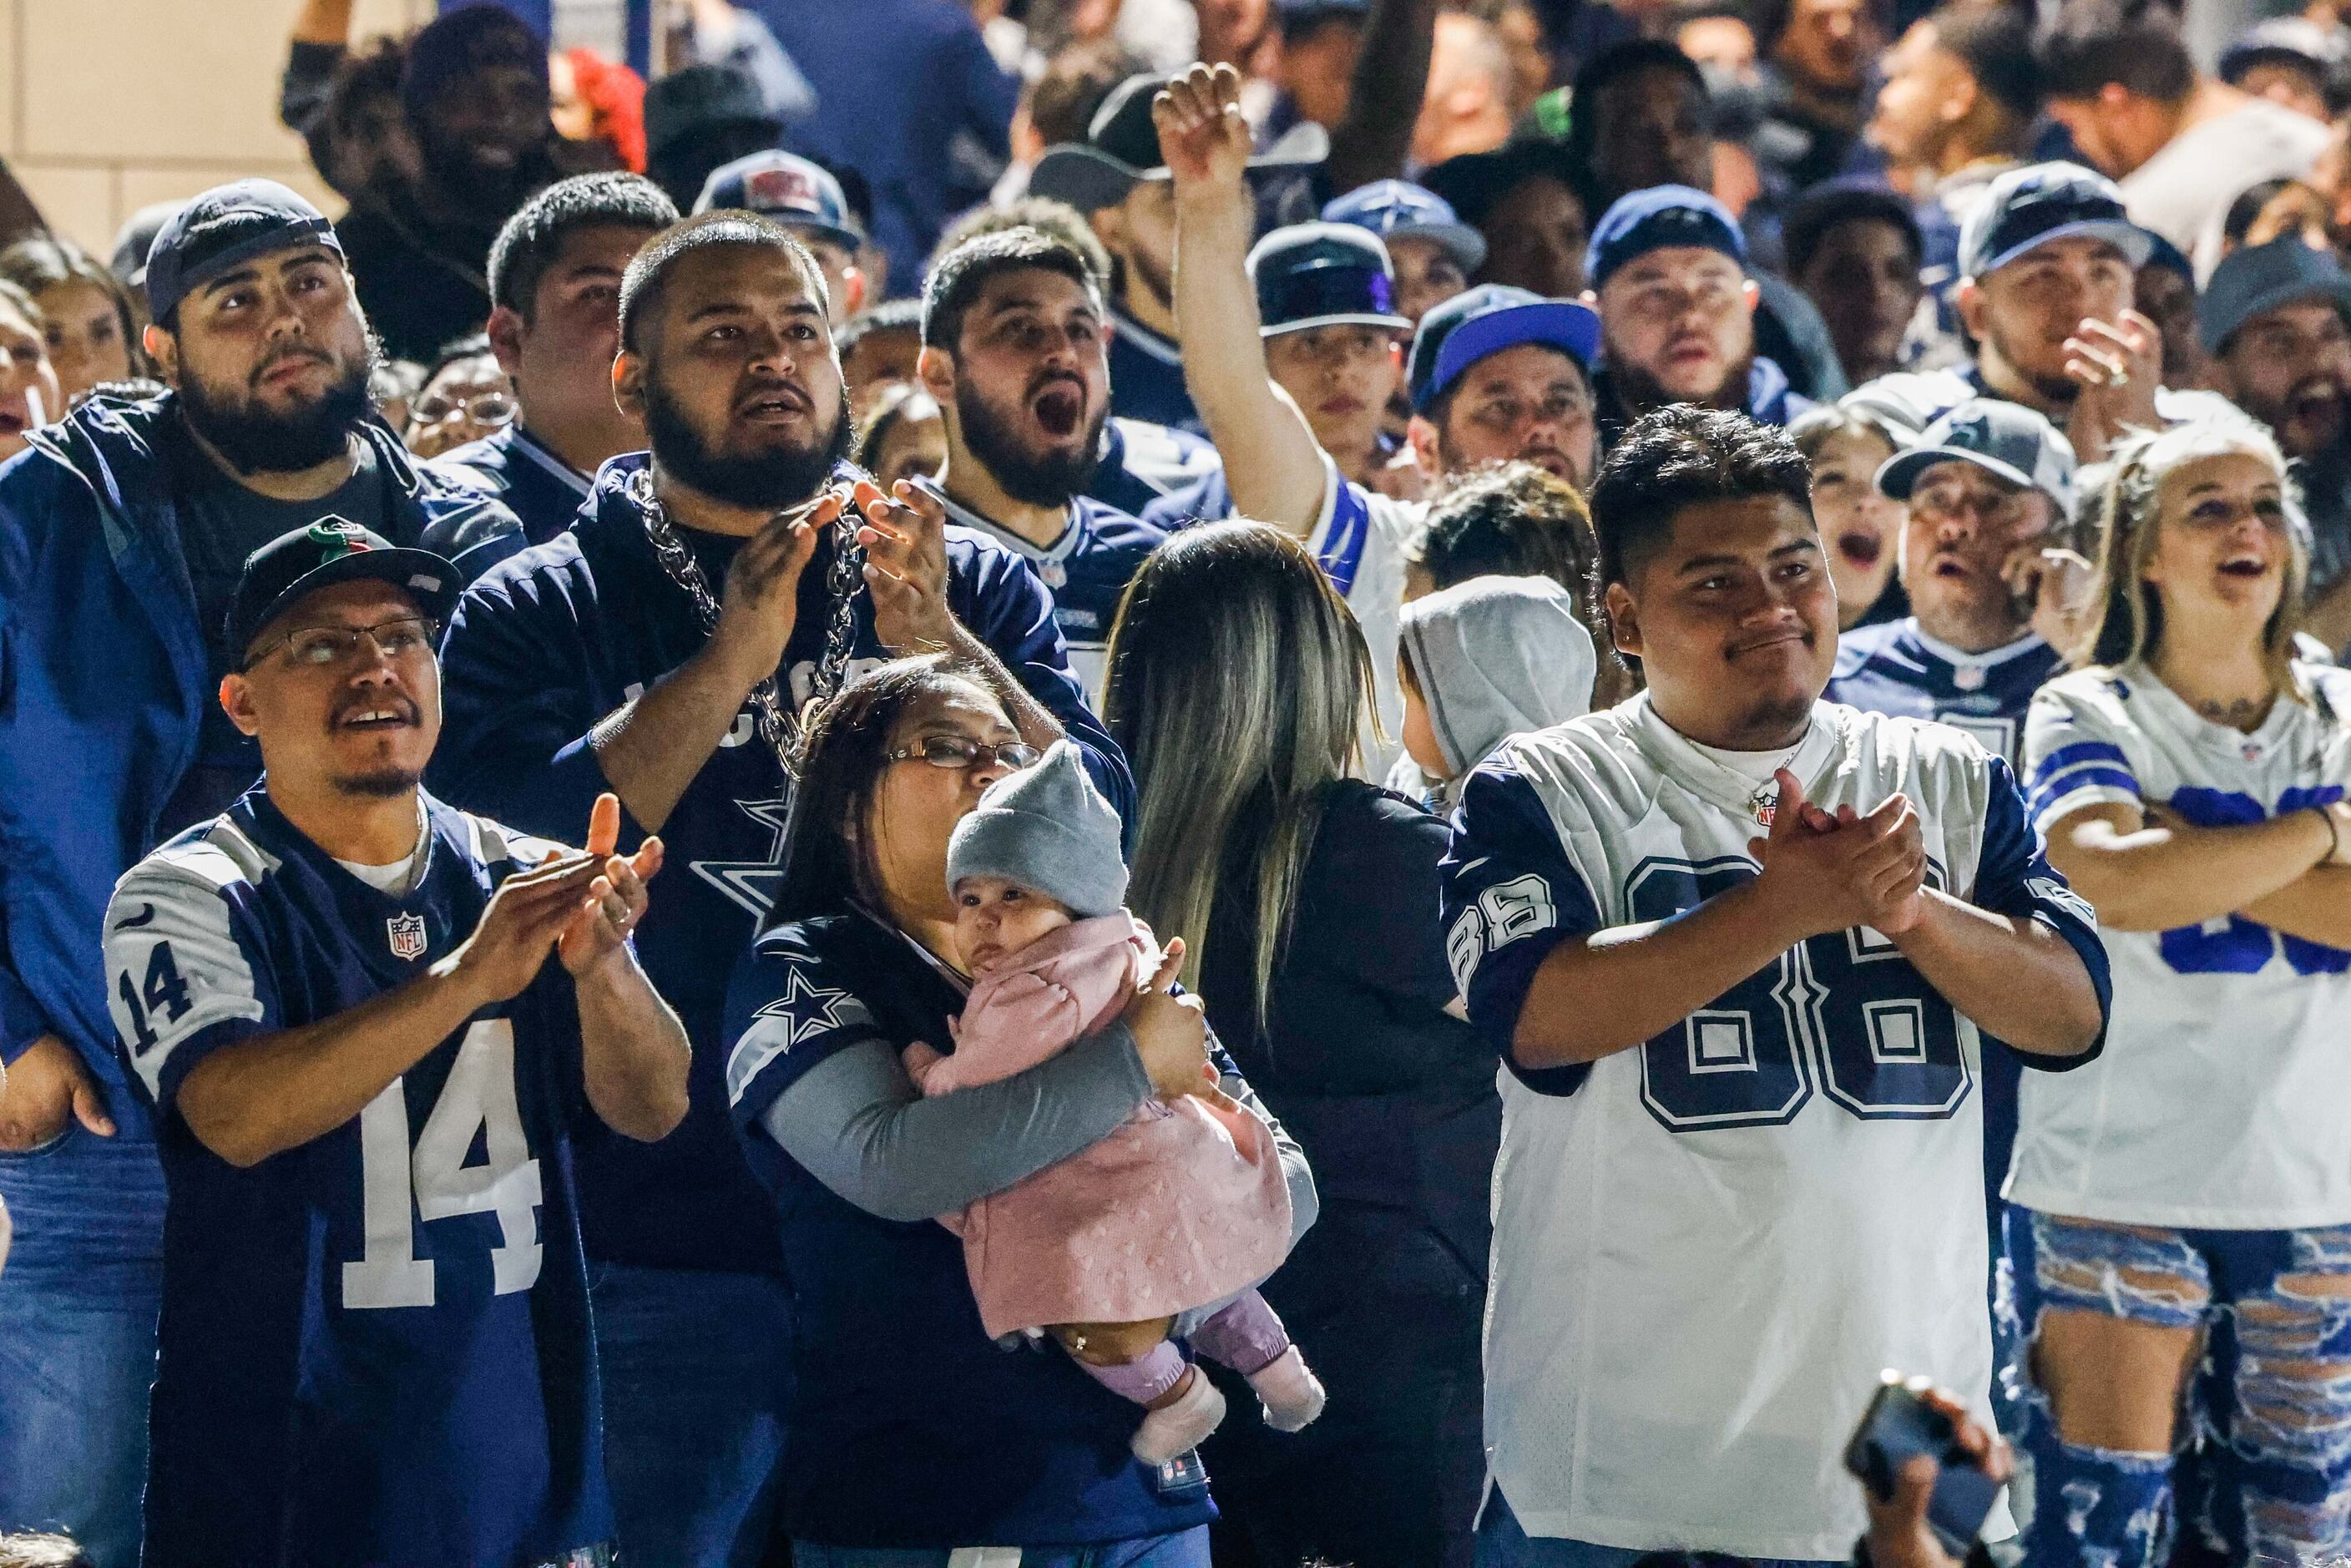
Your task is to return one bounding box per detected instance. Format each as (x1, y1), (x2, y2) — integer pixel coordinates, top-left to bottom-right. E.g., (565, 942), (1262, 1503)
(1103, 521), (1376, 1020)
(763, 654), (993, 928)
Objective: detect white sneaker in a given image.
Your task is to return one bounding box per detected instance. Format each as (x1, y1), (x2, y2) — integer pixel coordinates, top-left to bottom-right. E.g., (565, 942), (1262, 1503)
(1247, 1346), (1327, 1433)
(1130, 1371), (1228, 1465)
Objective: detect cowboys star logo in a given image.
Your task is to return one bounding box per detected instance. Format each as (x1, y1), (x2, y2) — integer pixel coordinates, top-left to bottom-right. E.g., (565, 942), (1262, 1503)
(752, 965), (861, 1048)
(691, 797), (795, 918)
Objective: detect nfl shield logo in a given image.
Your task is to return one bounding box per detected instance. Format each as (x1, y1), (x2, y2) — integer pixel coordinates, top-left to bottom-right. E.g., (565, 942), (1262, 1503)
(387, 912), (427, 961)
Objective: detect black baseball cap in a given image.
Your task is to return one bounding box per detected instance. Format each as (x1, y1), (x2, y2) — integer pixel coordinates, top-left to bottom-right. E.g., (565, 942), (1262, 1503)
(645, 64), (781, 164)
(1247, 223), (1410, 337)
(1027, 73), (1327, 214)
(227, 518), (459, 665)
(145, 180), (344, 327)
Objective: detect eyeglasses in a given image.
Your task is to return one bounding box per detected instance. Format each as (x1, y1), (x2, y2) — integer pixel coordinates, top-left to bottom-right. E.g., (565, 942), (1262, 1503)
(408, 390), (518, 427)
(248, 615), (440, 670)
(886, 735), (1040, 771)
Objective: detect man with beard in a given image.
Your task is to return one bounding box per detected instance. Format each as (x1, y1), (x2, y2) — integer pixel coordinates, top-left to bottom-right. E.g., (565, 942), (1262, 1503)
(427, 211), (1125, 1568)
(2198, 240), (2351, 652)
(1584, 185), (1816, 448)
(1157, 62), (1598, 777)
(0, 180), (520, 1565)
(110, 522), (688, 1568)
(336, 5), (594, 363)
(916, 228), (1165, 701)
(1850, 164), (2235, 466)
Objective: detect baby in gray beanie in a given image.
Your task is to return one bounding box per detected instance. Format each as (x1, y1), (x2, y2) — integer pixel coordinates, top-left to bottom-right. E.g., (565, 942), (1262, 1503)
(899, 740), (1325, 1468)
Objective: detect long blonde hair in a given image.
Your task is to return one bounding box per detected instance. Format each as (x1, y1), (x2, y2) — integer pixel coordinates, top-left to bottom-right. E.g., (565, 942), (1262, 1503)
(2081, 414), (2310, 696)
(1102, 522), (1379, 1027)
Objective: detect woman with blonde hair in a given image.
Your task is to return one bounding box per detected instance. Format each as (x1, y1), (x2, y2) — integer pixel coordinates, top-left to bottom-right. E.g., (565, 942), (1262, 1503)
(2011, 413), (2351, 1562)
(1103, 520), (1494, 1568)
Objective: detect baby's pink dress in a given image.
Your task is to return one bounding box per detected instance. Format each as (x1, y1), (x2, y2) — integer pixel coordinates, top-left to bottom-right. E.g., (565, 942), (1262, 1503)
(904, 913), (1293, 1340)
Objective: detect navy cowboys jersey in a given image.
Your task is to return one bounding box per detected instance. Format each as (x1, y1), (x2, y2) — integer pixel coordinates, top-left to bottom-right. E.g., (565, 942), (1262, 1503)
(441, 425), (595, 547)
(932, 486), (1165, 703)
(1107, 311), (1201, 432)
(106, 789), (608, 1568)
(428, 455), (1130, 1273)
(1826, 618), (2059, 765)
(1441, 696), (2107, 1557)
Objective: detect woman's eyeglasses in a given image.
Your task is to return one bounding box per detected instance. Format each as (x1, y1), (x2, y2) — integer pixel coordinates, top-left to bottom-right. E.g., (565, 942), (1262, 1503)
(409, 390), (518, 428)
(886, 736), (1040, 771)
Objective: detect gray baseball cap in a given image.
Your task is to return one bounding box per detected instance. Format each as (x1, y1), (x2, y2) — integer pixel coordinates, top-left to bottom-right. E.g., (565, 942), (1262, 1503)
(1876, 398), (2077, 520)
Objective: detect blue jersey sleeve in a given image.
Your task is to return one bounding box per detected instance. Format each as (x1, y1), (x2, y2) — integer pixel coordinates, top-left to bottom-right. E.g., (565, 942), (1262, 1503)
(1970, 755), (2111, 1070)
(723, 923), (889, 1132)
(1439, 762), (1605, 1095)
(948, 542), (1136, 831)
(429, 548), (624, 846)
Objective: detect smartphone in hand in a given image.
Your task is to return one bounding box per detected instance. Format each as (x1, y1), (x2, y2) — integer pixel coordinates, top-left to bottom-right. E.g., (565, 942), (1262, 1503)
(1843, 1373), (2003, 1555)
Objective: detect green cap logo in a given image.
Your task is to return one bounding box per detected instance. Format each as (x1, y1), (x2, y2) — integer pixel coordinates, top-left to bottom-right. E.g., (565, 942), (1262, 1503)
(306, 516), (371, 561)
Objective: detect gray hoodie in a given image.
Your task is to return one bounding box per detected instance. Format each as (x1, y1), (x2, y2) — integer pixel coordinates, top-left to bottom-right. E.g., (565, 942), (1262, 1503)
(1393, 575), (1597, 807)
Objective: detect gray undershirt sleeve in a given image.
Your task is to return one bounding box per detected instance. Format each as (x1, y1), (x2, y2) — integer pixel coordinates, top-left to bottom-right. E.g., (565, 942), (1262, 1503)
(1221, 1068), (1319, 1248)
(759, 1022), (1154, 1222)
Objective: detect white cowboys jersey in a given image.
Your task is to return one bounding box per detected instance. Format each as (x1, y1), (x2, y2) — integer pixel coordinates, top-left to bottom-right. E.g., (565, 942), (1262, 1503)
(1307, 452), (1418, 780)
(1441, 695), (2106, 1559)
(2014, 661), (2351, 1229)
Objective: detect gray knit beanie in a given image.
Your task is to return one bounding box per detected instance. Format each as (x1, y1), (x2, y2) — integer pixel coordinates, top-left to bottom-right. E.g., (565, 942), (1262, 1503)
(944, 739), (1129, 918)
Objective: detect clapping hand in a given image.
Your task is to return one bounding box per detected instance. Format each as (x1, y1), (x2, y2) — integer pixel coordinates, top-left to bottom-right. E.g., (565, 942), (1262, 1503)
(556, 793), (664, 980)
(2064, 309), (2163, 463)
(853, 478), (955, 655)
(1749, 770), (1928, 940)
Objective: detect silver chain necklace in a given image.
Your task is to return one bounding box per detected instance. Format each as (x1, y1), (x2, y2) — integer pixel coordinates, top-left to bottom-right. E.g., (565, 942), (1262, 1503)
(627, 467), (869, 779)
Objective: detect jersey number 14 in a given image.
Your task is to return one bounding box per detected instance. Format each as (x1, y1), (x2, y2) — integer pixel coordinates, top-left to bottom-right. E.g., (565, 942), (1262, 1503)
(343, 1019), (544, 1311)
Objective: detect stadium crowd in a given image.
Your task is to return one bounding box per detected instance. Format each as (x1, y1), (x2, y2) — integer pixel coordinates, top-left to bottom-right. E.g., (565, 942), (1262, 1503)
(0, 0), (2348, 1565)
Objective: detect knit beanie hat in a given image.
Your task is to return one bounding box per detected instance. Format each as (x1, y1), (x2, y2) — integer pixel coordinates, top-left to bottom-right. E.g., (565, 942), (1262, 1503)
(945, 740), (1129, 918)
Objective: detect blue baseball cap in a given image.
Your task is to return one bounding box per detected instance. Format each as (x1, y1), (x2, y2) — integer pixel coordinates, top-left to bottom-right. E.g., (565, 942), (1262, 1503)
(1407, 284), (1600, 412)
(1321, 180), (1487, 274)
(1585, 185), (1746, 292)
(145, 180), (344, 327)
(2197, 238), (2351, 354)
(1959, 162), (2152, 281)
(1247, 223), (1410, 337)
(695, 151), (862, 251)
(1875, 398), (2077, 520)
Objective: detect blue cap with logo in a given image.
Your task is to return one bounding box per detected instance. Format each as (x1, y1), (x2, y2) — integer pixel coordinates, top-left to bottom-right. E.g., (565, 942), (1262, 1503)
(1407, 283), (1600, 412)
(1874, 397), (2077, 520)
(695, 150), (862, 251)
(1246, 223), (1410, 337)
(1959, 162), (2152, 281)
(1321, 180), (1487, 274)
(145, 180), (343, 326)
(1584, 185), (1747, 291)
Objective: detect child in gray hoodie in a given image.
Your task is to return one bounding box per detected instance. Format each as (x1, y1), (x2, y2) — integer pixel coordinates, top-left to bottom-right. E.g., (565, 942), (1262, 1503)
(1390, 574), (1599, 810)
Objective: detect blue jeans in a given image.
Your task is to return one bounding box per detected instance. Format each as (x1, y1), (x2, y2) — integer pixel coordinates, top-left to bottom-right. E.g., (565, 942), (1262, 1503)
(1474, 1489), (1838, 1568)
(791, 1526), (1213, 1566)
(0, 1126), (165, 1568)
(590, 1262), (793, 1568)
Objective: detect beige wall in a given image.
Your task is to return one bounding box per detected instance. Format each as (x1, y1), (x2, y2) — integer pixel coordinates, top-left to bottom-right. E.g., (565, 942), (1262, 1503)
(2, 0), (437, 258)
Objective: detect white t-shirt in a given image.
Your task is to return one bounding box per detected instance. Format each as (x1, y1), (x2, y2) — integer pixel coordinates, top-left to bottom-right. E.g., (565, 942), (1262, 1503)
(1306, 454), (1421, 780)
(1443, 697), (2106, 1557)
(2119, 100), (2331, 282)
(2013, 661), (2351, 1228)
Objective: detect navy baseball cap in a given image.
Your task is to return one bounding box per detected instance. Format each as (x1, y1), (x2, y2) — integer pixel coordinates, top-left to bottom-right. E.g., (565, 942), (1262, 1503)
(1585, 185), (1746, 291)
(1959, 162), (2152, 281)
(695, 151), (862, 250)
(227, 518), (459, 664)
(145, 180), (343, 326)
(1029, 73), (1327, 214)
(2197, 238), (2351, 354)
(1322, 180), (1488, 273)
(1875, 398), (2077, 520)
(1247, 223), (1409, 337)
(1407, 284), (1600, 412)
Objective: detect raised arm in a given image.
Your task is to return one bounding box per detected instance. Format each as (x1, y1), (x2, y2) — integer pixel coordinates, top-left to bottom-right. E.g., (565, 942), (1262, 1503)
(1157, 64), (1331, 534)
(1322, 0), (1442, 193)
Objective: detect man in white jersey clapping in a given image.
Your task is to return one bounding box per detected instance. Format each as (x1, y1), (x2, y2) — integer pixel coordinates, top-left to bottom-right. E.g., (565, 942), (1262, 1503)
(1442, 406), (2110, 1565)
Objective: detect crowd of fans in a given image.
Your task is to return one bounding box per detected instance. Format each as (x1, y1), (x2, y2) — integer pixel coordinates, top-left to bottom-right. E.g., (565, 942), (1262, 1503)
(0, 0), (2348, 1565)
